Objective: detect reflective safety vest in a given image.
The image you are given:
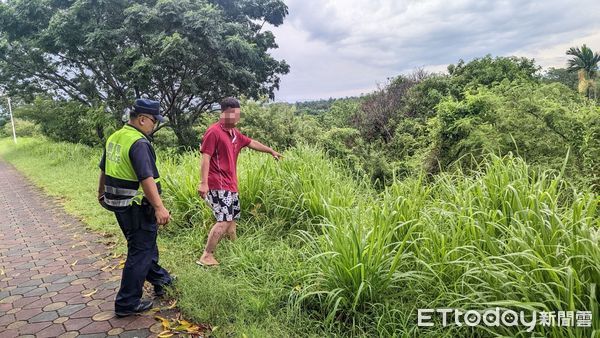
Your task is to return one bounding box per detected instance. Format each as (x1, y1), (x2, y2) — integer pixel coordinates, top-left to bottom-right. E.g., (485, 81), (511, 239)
(103, 124), (161, 211)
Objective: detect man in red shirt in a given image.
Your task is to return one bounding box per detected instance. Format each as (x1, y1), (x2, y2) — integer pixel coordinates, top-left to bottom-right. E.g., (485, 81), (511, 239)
(197, 97), (282, 266)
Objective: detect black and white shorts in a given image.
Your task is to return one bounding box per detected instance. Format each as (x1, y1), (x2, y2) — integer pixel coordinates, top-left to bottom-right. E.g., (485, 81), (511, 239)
(205, 190), (241, 222)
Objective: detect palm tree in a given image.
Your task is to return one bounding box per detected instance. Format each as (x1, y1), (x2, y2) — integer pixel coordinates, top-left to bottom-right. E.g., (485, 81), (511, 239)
(566, 44), (600, 99)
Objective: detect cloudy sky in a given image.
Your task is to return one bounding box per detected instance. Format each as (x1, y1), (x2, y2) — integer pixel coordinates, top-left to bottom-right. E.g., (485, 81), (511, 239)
(266, 0), (600, 102)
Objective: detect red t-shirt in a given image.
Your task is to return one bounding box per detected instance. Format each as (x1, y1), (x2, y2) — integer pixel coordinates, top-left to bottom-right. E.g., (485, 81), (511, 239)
(200, 123), (252, 192)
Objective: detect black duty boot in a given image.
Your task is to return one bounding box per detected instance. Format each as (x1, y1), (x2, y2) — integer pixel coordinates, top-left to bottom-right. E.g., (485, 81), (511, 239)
(115, 299), (153, 318)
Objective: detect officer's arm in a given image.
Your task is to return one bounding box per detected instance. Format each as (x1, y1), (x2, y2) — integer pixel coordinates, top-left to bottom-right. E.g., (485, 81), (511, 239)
(97, 171), (105, 201)
(140, 177), (165, 210)
(140, 177), (170, 225)
(98, 149), (106, 201)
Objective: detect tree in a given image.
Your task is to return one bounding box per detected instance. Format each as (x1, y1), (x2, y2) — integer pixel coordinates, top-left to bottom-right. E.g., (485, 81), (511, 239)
(0, 0), (290, 147)
(541, 67), (579, 90)
(353, 75), (419, 143)
(566, 44), (600, 99)
(447, 55), (539, 98)
(14, 97), (116, 146)
(429, 81), (599, 187)
(0, 105), (7, 128)
(240, 100), (322, 150)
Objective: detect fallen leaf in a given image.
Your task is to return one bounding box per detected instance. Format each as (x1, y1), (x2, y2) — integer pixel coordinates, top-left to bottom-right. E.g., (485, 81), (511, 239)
(157, 330), (174, 338)
(101, 265), (116, 272)
(147, 307), (161, 314)
(166, 300), (177, 309)
(173, 319), (191, 332)
(187, 325), (201, 333)
(70, 260), (78, 267)
(155, 315), (171, 330)
(118, 259), (125, 269)
(83, 289), (98, 297)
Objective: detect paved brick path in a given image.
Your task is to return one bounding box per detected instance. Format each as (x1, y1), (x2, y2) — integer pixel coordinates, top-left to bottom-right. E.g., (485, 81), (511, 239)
(0, 160), (169, 337)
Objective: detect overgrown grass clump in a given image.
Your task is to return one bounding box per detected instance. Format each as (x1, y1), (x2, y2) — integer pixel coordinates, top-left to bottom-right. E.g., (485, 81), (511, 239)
(1, 137), (598, 337)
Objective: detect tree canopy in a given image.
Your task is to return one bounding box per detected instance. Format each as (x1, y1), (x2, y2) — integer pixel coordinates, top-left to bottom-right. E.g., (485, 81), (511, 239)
(0, 0), (290, 146)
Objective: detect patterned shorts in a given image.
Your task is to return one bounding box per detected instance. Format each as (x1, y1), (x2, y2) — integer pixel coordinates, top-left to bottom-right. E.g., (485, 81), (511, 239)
(205, 190), (241, 222)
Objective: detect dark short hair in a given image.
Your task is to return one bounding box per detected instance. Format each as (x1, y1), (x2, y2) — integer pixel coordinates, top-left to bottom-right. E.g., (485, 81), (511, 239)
(220, 97), (240, 111)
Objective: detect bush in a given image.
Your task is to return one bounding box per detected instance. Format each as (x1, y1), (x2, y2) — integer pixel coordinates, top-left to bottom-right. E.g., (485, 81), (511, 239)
(240, 101), (322, 151)
(430, 81), (600, 189)
(152, 127), (179, 149)
(1, 118), (40, 138)
(15, 97), (117, 146)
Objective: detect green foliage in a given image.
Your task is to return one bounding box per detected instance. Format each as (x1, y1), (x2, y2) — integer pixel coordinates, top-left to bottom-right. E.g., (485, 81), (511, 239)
(430, 81), (600, 188)
(297, 154), (599, 337)
(318, 98), (361, 128)
(542, 67), (579, 90)
(14, 97), (116, 146)
(240, 101), (321, 150)
(296, 97), (346, 115)
(0, 117), (39, 138)
(566, 44), (600, 80)
(151, 127), (180, 149)
(161, 145), (369, 231)
(353, 75), (418, 143)
(2, 137), (598, 337)
(566, 44), (600, 99)
(447, 55), (540, 98)
(404, 74), (452, 119)
(319, 127), (362, 158)
(0, 107), (8, 128)
(0, 0), (290, 147)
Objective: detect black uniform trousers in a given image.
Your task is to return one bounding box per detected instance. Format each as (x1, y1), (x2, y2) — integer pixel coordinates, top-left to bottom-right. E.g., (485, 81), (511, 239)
(113, 202), (171, 311)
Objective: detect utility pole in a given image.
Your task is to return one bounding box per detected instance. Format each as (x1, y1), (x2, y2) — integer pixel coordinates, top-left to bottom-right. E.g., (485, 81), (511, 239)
(8, 97), (16, 144)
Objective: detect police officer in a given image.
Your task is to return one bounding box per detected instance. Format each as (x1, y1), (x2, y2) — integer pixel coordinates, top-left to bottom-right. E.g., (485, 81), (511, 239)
(97, 98), (173, 317)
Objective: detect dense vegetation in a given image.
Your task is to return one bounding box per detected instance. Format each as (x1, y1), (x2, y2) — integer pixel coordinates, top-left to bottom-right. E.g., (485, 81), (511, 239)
(5, 55), (600, 189)
(2, 53), (600, 337)
(1, 1), (599, 336)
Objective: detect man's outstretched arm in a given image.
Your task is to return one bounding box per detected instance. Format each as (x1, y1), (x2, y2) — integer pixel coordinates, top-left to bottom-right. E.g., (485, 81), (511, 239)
(248, 140), (282, 160)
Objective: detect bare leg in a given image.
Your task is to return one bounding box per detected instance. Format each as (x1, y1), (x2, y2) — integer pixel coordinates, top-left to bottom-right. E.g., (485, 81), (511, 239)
(198, 221), (231, 266)
(225, 221), (237, 241)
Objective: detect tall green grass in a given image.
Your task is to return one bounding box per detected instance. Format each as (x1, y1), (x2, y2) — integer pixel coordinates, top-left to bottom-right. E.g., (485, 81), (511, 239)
(1, 137), (598, 337)
(296, 154), (600, 337)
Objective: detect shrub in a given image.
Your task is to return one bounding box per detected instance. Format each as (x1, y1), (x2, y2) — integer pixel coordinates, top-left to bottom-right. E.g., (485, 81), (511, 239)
(1, 118), (41, 138)
(15, 97), (117, 146)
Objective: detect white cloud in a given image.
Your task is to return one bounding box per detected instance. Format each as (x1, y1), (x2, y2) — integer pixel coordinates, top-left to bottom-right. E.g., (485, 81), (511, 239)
(267, 0), (600, 101)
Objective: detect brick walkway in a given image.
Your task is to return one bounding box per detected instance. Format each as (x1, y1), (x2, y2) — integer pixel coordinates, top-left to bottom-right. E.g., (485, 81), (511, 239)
(0, 160), (169, 337)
